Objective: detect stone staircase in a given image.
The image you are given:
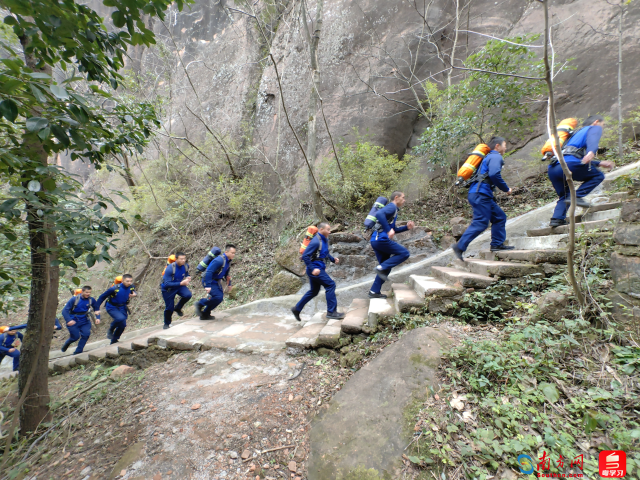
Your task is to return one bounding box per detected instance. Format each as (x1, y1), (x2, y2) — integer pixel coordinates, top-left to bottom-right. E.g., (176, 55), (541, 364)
(0, 193), (628, 381)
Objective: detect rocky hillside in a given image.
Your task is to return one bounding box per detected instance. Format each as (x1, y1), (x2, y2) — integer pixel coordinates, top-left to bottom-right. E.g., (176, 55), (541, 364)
(110, 0), (640, 195)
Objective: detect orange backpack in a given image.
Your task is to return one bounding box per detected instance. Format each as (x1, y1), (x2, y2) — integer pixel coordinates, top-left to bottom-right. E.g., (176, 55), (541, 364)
(161, 255), (177, 277)
(299, 226), (319, 255)
(112, 275), (123, 287)
(541, 118), (578, 159)
(455, 144), (491, 186)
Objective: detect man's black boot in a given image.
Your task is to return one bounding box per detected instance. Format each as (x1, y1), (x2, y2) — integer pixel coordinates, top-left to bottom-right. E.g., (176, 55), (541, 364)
(565, 197), (591, 208)
(549, 218), (567, 227)
(291, 307), (302, 322)
(106, 328), (113, 340)
(163, 310), (172, 329)
(200, 311), (214, 320)
(375, 266), (389, 282)
(451, 242), (464, 262)
(490, 244), (516, 252)
(327, 311), (346, 320)
(368, 291), (387, 299)
(174, 308), (184, 317)
(61, 341), (69, 353)
(194, 301), (202, 318)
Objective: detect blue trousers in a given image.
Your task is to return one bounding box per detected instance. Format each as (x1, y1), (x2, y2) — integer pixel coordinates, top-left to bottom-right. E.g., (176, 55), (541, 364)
(548, 161), (605, 220)
(369, 237), (410, 294)
(198, 283), (224, 314)
(162, 286), (192, 325)
(458, 192), (507, 251)
(63, 320), (92, 354)
(295, 270), (337, 313)
(0, 350), (20, 371)
(106, 305), (128, 343)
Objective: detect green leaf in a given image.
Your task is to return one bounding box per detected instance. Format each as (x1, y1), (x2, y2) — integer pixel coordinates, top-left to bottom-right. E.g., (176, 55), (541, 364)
(26, 117), (49, 132)
(407, 456), (421, 464)
(72, 276), (81, 286)
(112, 10), (126, 28)
(27, 72), (51, 80)
(27, 180), (41, 192)
(3, 231), (17, 241)
(51, 125), (70, 147)
(43, 178), (56, 191)
(3, 15), (18, 26)
(49, 84), (69, 100)
(0, 99), (18, 122)
(539, 382), (559, 403)
(29, 84), (49, 103)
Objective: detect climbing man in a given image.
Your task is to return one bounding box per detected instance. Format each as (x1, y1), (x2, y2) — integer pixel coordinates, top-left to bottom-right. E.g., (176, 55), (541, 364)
(61, 286), (101, 354)
(195, 244), (236, 320)
(160, 252), (192, 330)
(547, 115), (615, 227)
(452, 136), (514, 261)
(0, 325), (23, 372)
(368, 191), (415, 298)
(96, 274), (137, 344)
(291, 222), (344, 321)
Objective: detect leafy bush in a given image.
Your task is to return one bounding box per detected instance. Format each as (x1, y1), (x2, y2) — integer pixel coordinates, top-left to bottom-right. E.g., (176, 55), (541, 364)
(319, 135), (421, 209)
(414, 35), (547, 169)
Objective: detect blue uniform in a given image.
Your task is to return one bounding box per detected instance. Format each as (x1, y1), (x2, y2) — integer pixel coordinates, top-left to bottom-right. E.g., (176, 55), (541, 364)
(0, 331), (22, 371)
(160, 263), (192, 326)
(197, 254), (232, 315)
(457, 150), (510, 251)
(96, 284), (135, 343)
(295, 233), (338, 314)
(548, 125), (604, 221)
(61, 295), (100, 354)
(369, 203), (410, 294)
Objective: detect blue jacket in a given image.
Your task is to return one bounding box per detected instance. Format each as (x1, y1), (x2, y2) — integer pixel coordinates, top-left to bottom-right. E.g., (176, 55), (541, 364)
(470, 150), (509, 198)
(302, 233), (335, 271)
(563, 125), (602, 166)
(202, 254), (231, 288)
(373, 203), (408, 241)
(0, 331), (22, 355)
(61, 296), (100, 325)
(161, 263), (190, 291)
(96, 284), (135, 309)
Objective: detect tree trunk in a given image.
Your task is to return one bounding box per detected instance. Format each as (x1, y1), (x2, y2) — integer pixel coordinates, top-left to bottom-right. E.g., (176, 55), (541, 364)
(542, 0), (584, 307)
(303, 0), (325, 222)
(18, 36), (60, 434)
(617, 0), (623, 162)
(120, 152), (137, 188)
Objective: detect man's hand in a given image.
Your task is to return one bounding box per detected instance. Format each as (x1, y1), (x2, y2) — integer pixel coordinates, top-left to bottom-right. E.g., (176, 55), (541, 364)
(67, 320), (76, 326)
(599, 160), (615, 170)
(506, 188), (513, 195)
(312, 268), (321, 276)
(95, 319), (101, 325)
(581, 151), (596, 164)
(388, 228), (395, 239)
(8, 348), (15, 353)
(407, 221), (415, 230)
(180, 277), (191, 286)
(334, 258), (340, 265)
(205, 287), (211, 293)
(130, 292), (137, 298)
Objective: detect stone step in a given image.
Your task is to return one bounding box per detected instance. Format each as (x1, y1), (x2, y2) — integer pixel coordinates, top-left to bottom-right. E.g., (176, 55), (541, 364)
(431, 266), (496, 288)
(609, 192), (629, 202)
(586, 201), (623, 213)
(341, 298), (370, 334)
(317, 320), (343, 348)
(368, 298), (395, 330)
(480, 249), (567, 264)
(409, 275), (463, 298)
(285, 322), (325, 349)
(507, 234), (568, 250)
(391, 283), (424, 313)
(581, 208), (620, 223)
(462, 259), (544, 278)
(527, 218), (618, 237)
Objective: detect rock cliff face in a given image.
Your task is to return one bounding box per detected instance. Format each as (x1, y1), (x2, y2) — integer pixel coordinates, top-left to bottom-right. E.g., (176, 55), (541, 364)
(131, 0), (639, 198)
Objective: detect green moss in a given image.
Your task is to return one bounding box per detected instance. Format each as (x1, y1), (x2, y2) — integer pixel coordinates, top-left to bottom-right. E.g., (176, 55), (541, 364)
(337, 465), (383, 480)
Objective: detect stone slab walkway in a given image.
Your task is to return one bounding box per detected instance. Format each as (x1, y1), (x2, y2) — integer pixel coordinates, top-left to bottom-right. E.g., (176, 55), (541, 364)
(307, 327), (450, 479)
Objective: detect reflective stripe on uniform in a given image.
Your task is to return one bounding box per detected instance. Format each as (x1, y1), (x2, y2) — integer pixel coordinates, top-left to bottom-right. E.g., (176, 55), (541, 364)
(374, 202), (385, 208)
(366, 214), (377, 222)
